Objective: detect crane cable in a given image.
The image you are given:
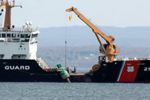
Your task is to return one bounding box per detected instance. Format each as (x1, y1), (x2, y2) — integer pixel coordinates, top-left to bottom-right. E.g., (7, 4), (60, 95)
(64, 12), (73, 68)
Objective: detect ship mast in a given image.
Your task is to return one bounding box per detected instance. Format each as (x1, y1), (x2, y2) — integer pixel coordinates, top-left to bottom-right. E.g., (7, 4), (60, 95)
(0, 0), (22, 31)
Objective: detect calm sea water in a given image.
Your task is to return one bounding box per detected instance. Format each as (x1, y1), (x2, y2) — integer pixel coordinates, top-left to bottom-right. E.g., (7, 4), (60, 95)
(0, 83), (150, 100)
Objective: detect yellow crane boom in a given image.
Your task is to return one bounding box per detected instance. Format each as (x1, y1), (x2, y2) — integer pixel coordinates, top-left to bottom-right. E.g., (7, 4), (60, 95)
(66, 6), (113, 45)
(66, 6), (119, 62)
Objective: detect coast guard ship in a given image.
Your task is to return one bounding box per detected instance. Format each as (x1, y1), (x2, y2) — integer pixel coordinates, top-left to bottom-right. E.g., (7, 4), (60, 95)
(1, 0), (150, 83)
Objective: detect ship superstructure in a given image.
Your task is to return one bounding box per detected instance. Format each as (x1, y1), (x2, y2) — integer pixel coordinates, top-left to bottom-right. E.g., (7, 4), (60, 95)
(0, 0), (39, 60)
(0, 24), (39, 60)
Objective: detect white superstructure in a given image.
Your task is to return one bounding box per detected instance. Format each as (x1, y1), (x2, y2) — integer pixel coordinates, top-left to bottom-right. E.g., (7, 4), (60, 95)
(0, 24), (39, 60)
(0, 0), (50, 69)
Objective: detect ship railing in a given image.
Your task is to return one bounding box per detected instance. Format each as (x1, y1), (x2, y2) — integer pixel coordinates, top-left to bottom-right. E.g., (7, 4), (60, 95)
(0, 27), (39, 33)
(0, 27), (39, 42)
(115, 57), (150, 61)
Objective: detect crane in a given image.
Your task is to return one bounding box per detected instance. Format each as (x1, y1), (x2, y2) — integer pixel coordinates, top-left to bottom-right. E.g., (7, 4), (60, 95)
(66, 6), (119, 62)
(0, 0), (22, 31)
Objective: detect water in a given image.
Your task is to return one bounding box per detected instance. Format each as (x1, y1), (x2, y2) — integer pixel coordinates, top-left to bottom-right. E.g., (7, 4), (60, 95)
(0, 83), (150, 100)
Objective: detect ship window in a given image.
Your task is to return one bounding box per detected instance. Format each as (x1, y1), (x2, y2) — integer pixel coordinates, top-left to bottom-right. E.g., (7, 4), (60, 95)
(32, 34), (38, 38)
(21, 34), (25, 38)
(12, 54), (26, 59)
(2, 34), (6, 38)
(25, 34), (30, 38)
(7, 34), (11, 38)
(12, 34), (16, 37)
(28, 34), (30, 38)
(17, 34), (20, 37)
(0, 54), (4, 59)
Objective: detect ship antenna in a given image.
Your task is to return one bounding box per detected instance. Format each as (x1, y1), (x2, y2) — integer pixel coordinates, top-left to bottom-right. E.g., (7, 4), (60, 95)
(65, 40), (67, 68)
(0, 0), (22, 31)
(64, 10), (73, 68)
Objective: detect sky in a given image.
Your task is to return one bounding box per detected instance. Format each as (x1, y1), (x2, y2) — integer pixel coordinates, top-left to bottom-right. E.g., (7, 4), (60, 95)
(1, 0), (150, 27)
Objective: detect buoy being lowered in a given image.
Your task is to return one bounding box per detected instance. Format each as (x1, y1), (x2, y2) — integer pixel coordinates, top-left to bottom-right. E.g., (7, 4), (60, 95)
(56, 64), (71, 83)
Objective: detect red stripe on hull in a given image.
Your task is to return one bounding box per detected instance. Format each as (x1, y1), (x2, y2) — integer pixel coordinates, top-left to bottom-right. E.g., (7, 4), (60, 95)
(119, 60), (140, 83)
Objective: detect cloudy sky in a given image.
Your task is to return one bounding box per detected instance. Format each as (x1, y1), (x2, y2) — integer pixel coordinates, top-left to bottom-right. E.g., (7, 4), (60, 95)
(2, 0), (150, 27)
